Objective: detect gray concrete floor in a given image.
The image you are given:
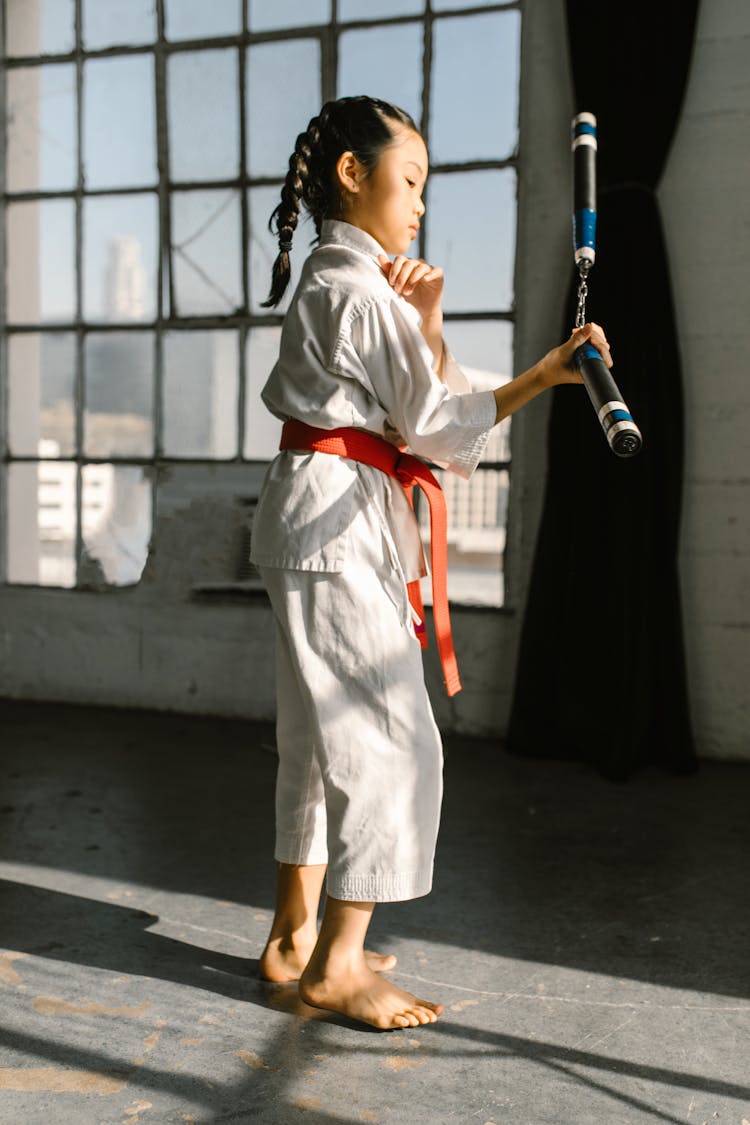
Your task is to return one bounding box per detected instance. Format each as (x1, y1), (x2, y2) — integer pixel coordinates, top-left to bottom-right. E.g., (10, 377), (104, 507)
(0, 699), (748, 1125)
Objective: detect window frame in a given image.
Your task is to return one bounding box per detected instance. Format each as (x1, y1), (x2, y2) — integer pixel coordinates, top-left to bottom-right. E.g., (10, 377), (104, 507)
(0, 0), (520, 597)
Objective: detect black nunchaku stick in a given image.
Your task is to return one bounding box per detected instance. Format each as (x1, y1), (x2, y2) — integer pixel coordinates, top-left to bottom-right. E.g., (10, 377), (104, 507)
(571, 112), (642, 457)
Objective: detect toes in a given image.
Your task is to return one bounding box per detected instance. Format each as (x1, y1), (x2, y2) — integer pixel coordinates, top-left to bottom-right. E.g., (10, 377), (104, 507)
(413, 1002), (440, 1023)
(365, 951), (398, 972)
(402, 1005), (437, 1026)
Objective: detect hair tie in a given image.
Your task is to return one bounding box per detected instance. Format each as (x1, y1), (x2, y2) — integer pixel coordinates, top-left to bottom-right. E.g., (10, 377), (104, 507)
(279, 239), (293, 252)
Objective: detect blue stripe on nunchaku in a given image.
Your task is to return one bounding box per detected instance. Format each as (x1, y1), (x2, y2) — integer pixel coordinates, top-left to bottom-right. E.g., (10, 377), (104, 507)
(572, 111), (597, 135)
(606, 409), (633, 424)
(573, 208), (596, 251)
(571, 111), (642, 457)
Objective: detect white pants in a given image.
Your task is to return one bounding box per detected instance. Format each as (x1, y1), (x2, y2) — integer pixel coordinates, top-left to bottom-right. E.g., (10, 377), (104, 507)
(258, 508), (444, 903)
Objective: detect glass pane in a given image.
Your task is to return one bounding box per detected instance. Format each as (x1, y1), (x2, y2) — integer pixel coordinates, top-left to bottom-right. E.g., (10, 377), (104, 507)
(419, 468), (508, 608)
(248, 0), (329, 31)
(7, 64), (77, 193)
(249, 185), (307, 314)
(431, 11), (519, 163)
(168, 49), (239, 183)
(244, 327), (282, 459)
(338, 23), (422, 125)
(84, 332), (154, 457)
(82, 0), (156, 49)
(6, 0), (75, 56)
(84, 56), (157, 190)
(6, 199), (75, 323)
(80, 465), (151, 586)
(165, 0), (242, 39)
(8, 333), (77, 458)
(171, 190), (242, 316)
(163, 331), (239, 458)
(339, 0), (423, 17)
(433, 0), (505, 7)
(443, 320), (513, 461)
(426, 169), (516, 312)
(444, 320), (513, 381)
(84, 194), (158, 322)
(247, 40), (321, 178)
(7, 461), (76, 587)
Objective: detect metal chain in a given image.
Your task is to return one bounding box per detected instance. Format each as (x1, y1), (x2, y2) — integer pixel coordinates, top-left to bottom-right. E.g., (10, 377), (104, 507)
(575, 266), (589, 329)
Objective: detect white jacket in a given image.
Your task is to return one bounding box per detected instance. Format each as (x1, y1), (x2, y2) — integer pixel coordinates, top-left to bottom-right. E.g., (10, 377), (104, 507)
(250, 219), (497, 580)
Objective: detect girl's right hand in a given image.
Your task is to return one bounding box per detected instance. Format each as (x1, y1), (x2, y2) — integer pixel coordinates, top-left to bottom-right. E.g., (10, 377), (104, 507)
(377, 253), (444, 321)
(536, 322), (612, 388)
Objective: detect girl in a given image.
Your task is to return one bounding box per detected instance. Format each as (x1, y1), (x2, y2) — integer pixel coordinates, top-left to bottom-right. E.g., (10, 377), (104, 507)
(250, 96), (611, 1030)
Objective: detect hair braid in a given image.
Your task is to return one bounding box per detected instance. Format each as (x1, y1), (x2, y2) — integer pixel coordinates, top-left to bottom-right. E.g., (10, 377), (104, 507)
(260, 123), (316, 309)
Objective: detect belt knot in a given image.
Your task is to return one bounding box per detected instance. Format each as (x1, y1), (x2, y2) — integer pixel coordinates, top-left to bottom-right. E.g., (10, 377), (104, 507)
(279, 420), (461, 696)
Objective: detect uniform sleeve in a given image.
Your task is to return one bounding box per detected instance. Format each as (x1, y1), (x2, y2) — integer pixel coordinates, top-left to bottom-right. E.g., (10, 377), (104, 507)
(342, 296), (497, 479)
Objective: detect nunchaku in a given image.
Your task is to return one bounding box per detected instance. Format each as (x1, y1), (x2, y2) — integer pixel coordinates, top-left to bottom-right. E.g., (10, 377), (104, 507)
(571, 112), (642, 457)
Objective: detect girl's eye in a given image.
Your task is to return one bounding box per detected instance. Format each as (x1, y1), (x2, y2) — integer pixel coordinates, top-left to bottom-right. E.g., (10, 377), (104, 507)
(406, 179), (416, 188)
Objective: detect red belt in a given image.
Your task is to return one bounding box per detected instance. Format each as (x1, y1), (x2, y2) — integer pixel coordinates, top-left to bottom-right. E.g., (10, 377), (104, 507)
(280, 420), (461, 697)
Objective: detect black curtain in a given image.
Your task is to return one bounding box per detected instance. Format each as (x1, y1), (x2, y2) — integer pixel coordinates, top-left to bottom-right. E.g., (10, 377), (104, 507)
(506, 1), (701, 781)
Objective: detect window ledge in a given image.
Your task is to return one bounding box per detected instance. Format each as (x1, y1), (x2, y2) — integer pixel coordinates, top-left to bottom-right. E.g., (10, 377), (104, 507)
(191, 580), (270, 604)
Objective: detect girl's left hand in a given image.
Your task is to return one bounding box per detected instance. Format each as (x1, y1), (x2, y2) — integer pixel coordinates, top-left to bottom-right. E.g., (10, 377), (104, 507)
(537, 322), (613, 388)
(378, 253), (444, 320)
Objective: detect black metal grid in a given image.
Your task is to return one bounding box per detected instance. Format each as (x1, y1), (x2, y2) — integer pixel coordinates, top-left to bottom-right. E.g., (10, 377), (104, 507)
(0, 0), (519, 589)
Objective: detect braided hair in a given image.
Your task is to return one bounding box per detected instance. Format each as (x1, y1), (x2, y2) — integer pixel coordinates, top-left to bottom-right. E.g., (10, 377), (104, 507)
(261, 96), (419, 308)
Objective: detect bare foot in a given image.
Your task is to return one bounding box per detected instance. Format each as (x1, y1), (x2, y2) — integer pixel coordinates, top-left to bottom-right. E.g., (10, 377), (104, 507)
(260, 939), (396, 983)
(365, 950), (398, 975)
(299, 958), (443, 1030)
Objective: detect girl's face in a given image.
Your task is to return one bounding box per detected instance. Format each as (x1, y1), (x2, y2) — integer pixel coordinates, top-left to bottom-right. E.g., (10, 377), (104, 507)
(343, 128), (428, 256)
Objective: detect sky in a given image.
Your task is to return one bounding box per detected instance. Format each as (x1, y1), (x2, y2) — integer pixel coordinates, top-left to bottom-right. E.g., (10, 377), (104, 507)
(5, 1), (520, 401)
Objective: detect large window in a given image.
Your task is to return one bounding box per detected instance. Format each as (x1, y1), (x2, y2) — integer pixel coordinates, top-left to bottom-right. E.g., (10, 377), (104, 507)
(1, 0), (520, 604)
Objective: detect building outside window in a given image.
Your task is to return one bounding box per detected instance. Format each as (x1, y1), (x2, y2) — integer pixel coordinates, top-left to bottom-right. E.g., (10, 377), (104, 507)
(0, 0), (520, 606)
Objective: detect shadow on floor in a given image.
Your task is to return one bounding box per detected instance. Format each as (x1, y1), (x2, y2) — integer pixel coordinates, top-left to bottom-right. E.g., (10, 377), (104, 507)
(1, 697), (749, 1006)
(2, 983), (748, 1125)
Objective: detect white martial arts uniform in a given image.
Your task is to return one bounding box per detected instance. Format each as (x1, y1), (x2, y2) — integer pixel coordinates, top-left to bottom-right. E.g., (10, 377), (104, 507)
(251, 219), (497, 902)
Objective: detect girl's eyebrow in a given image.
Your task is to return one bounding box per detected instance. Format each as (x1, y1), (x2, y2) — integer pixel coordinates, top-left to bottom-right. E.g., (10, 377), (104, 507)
(405, 160), (425, 176)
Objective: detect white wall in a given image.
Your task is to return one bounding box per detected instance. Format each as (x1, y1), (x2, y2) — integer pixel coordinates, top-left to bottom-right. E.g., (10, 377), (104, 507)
(659, 0), (750, 760)
(0, 0), (747, 761)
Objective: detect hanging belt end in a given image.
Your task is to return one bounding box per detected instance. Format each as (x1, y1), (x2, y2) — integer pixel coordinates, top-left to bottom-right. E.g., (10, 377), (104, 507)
(445, 674), (462, 697)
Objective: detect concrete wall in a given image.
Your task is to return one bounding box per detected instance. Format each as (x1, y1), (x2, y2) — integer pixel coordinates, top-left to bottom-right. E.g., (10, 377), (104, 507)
(658, 0), (750, 760)
(0, 0), (747, 761)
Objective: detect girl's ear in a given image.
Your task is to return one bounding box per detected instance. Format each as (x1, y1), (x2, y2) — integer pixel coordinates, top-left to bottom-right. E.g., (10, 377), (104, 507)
(335, 150), (361, 193)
